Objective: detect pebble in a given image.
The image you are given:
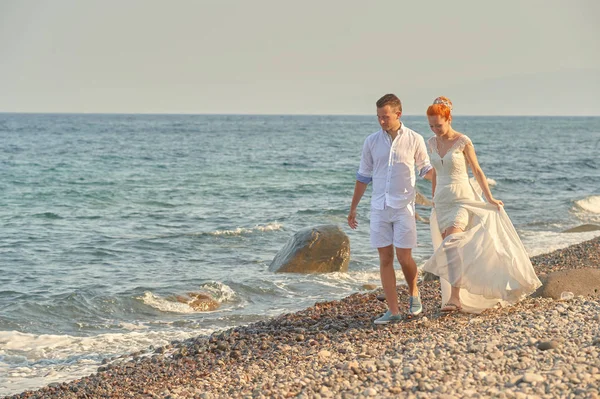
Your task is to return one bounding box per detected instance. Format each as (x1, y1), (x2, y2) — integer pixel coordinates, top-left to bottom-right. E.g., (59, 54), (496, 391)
(537, 340), (560, 351)
(522, 373), (545, 383)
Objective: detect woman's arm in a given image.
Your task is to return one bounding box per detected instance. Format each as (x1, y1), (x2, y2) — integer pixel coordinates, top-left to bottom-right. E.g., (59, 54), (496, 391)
(431, 168), (437, 203)
(463, 143), (504, 209)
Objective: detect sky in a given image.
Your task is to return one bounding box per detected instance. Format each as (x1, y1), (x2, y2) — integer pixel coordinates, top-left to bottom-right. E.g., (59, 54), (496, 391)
(1, 0), (599, 115)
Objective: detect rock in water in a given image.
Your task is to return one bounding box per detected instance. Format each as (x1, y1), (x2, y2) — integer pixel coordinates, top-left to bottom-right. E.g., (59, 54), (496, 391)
(415, 190), (432, 224)
(415, 191), (433, 207)
(173, 292), (220, 311)
(269, 225), (350, 273)
(562, 224), (600, 233)
(421, 271), (439, 282)
(532, 268), (600, 299)
(415, 211), (430, 224)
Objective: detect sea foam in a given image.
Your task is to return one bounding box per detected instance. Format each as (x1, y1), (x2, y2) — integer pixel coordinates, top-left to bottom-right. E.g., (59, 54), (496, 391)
(210, 222), (283, 236)
(139, 282), (237, 314)
(0, 328), (209, 396)
(574, 195), (600, 214)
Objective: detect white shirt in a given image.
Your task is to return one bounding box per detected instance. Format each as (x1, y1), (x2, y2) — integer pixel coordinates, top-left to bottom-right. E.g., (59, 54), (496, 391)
(357, 123), (432, 210)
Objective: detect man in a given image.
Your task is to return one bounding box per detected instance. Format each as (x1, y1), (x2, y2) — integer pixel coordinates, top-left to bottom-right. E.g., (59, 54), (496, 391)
(348, 94), (433, 324)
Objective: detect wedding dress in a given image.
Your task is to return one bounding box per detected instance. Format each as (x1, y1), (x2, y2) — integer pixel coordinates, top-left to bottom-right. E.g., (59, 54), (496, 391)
(422, 135), (542, 313)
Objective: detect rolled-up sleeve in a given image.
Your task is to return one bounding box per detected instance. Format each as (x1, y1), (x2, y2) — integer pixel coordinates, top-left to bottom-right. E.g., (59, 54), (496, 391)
(357, 139), (373, 184)
(415, 135), (432, 178)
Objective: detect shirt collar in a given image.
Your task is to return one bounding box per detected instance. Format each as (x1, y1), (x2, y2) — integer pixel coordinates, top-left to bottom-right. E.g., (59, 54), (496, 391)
(382, 121), (404, 138)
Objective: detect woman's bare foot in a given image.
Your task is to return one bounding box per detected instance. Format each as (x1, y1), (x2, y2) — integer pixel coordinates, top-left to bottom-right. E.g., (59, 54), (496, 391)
(441, 302), (462, 312)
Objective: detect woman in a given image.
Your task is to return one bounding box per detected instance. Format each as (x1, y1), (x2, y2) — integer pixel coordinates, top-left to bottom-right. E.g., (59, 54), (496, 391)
(422, 96), (541, 313)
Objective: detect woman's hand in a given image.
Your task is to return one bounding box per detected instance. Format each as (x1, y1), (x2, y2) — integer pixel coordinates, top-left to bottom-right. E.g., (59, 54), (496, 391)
(488, 197), (504, 210)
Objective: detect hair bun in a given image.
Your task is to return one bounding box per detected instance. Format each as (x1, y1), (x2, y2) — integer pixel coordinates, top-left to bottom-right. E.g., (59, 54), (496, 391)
(433, 96), (453, 111)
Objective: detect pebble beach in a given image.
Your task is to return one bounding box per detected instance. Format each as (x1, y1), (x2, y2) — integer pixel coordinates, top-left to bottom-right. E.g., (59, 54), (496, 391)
(5, 236), (600, 399)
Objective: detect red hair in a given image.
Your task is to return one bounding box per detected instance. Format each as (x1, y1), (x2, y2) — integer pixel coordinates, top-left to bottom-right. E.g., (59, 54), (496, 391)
(427, 96), (453, 120)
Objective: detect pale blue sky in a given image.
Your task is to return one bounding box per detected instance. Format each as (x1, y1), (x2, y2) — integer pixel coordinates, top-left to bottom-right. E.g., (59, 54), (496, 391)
(1, 0), (599, 115)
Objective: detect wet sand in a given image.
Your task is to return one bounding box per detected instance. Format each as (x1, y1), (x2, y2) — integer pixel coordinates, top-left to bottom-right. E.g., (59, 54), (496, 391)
(6, 237), (600, 399)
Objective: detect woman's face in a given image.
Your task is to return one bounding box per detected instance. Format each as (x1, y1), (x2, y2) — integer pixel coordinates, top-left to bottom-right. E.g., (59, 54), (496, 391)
(428, 114), (451, 136)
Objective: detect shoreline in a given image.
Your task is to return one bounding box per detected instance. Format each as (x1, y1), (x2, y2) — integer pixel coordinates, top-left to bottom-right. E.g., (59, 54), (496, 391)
(5, 236), (600, 399)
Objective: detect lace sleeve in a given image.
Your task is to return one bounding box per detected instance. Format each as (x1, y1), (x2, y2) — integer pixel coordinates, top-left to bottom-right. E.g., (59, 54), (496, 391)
(426, 136), (437, 154)
(458, 135), (473, 151)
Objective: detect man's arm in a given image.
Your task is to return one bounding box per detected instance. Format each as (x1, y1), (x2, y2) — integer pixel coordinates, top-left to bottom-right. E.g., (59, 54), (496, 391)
(415, 135), (433, 180)
(348, 180), (368, 229)
(422, 168), (433, 181)
(349, 139), (373, 229)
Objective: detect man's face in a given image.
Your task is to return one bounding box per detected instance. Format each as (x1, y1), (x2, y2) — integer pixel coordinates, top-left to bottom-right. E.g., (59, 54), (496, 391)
(428, 114), (451, 136)
(377, 105), (401, 131)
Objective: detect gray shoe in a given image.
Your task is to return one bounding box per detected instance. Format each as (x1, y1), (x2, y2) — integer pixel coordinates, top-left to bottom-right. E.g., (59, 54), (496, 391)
(374, 310), (402, 325)
(409, 295), (423, 316)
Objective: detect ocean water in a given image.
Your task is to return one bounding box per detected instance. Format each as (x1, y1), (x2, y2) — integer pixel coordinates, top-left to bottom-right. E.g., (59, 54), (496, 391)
(0, 113), (599, 395)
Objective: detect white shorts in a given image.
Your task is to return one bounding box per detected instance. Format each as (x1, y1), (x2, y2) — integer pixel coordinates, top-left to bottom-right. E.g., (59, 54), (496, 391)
(370, 204), (417, 249)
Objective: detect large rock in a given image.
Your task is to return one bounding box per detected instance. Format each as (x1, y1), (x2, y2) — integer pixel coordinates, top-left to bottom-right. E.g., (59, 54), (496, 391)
(532, 268), (600, 299)
(269, 225), (350, 273)
(562, 224), (600, 233)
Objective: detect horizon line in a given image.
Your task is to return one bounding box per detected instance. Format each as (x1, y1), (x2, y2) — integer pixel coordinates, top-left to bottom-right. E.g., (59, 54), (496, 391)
(1, 111), (599, 118)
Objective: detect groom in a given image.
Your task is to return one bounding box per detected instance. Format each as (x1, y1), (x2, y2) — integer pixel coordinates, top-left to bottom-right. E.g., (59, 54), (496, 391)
(348, 94), (433, 324)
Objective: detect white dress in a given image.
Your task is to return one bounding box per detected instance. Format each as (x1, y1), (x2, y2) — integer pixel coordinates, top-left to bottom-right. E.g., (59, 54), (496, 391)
(422, 135), (542, 313)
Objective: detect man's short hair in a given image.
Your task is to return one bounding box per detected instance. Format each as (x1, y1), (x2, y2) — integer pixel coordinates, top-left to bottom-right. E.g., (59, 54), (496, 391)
(376, 94), (402, 113)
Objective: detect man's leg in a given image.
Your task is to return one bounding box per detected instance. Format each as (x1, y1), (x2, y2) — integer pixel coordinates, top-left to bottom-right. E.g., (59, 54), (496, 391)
(371, 208), (401, 316)
(391, 204), (422, 315)
(392, 204), (419, 296)
(396, 248), (423, 315)
(378, 245), (400, 315)
(396, 248), (419, 297)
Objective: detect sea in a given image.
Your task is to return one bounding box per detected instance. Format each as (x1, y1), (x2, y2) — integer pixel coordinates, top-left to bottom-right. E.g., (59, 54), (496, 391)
(1, 113), (599, 396)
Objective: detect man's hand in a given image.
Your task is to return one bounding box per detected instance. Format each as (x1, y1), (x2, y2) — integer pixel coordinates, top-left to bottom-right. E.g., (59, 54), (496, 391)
(423, 168), (434, 181)
(348, 181), (367, 229)
(347, 209), (358, 229)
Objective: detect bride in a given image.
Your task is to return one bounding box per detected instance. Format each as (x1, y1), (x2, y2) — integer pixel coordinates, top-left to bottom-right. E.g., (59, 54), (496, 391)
(422, 96), (541, 313)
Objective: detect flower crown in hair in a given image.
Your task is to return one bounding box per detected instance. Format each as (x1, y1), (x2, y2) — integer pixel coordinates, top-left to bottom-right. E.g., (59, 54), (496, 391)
(433, 97), (452, 111)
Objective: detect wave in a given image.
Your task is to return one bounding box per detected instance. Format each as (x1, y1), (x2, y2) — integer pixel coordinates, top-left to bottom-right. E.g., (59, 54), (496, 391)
(518, 228), (600, 257)
(209, 222), (283, 236)
(140, 200), (177, 208)
(316, 270), (383, 285)
(199, 281), (238, 303)
(32, 212), (62, 219)
(139, 282), (237, 314)
(136, 222), (283, 241)
(0, 328), (211, 397)
(139, 292), (197, 314)
(496, 177), (535, 184)
(266, 270), (390, 297)
(296, 208), (347, 216)
(574, 195), (600, 214)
